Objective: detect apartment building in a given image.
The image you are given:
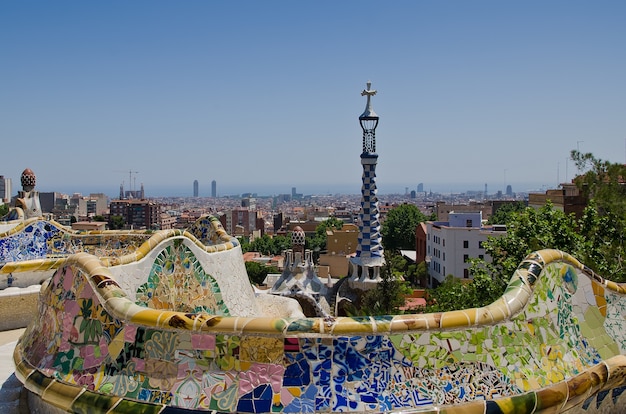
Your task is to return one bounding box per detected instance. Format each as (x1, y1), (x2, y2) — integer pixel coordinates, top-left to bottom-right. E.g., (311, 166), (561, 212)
(426, 212), (506, 287)
(109, 199), (160, 230)
(219, 207), (264, 237)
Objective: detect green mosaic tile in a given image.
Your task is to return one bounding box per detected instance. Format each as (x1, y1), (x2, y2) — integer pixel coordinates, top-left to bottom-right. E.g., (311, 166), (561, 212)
(72, 390), (120, 414)
(109, 399), (164, 414)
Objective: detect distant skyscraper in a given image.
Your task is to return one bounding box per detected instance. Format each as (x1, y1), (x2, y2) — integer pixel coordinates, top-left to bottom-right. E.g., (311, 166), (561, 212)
(506, 185), (513, 196)
(292, 187), (297, 197)
(417, 183), (424, 193)
(193, 180), (199, 197)
(211, 180), (217, 198)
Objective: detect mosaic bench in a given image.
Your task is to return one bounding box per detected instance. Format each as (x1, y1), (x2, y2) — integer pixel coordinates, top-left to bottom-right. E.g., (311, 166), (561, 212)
(5, 217), (626, 412)
(0, 217), (153, 270)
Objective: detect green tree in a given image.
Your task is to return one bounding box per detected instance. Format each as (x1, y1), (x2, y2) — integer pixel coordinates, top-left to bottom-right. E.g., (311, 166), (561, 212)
(306, 217), (344, 253)
(386, 252), (420, 287)
(415, 261), (429, 288)
(360, 259), (412, 315)
(488, 201), (527, 225)
(381, 204), (428, 252)
(578, 202), (626, 281)
(425, 272), (502, 312)
(245, 261), (278, 286)
(245, 234), (291, 256)
(468, 202), (584, 304)
(571, 150), (626, 218)
(109, 215), (125, 230)
(0, 204), (8, 217)
(570, 150), (626, 279)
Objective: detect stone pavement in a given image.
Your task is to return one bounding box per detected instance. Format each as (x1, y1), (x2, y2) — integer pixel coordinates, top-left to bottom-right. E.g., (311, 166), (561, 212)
(0, 329), (26, 413)
(0, 329), (24, 384)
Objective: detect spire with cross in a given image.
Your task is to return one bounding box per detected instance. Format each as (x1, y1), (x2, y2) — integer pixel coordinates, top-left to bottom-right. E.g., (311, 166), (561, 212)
(359, 81), (379, 154)
(350, 81), (385, 287)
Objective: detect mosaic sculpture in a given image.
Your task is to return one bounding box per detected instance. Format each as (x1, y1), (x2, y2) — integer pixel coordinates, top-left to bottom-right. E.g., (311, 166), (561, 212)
(1, 213), (625, 413)
(10, 168), (42, 220)
(269, 226), (332, 318)
(0, 168), (41, 227)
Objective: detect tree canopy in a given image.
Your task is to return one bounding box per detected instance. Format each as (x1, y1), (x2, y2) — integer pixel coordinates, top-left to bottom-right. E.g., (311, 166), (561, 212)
(381, 204), (430, 252)
(245, 261), (278, 286)
(571, 150), (626, 218)
(488, 201), (527, 225)
(571, 150), (626, 278)
(108, 215), (125, 230)
(242, 234), (290, 256)
(306, 217), (344, 254)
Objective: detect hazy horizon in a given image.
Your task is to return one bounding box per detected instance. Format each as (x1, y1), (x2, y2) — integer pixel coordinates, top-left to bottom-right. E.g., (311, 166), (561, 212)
(34, 180), (559, 199)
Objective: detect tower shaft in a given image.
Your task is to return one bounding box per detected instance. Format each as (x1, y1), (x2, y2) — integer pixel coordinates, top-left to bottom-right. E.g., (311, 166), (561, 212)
(350, 82), (385, 284)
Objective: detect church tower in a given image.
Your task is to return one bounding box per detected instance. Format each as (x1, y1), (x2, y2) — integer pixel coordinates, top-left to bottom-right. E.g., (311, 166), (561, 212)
(349, 81), (385, 287)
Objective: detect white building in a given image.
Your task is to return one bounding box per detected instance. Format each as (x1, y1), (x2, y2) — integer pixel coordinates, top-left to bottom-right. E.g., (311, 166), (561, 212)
(70, 193), (109, 218)
(426, 211), (506, 287)
(0, 176), (11, 204)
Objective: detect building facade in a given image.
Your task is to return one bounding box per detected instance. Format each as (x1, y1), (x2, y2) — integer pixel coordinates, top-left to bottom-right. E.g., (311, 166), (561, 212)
(0, 176), (11, 204)
(436, 201), (493, 222)
(158, 213), (178, 230)
(110, 199), (161, 230)
(218, 207), (263, 237)
(527, 182), (587, 219)
(70, 193), (108, 219)
(426, 212), (506, 287)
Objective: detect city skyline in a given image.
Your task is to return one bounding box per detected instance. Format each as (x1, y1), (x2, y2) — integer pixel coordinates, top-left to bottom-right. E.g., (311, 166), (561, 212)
(2, 1), (625, 197)
(16, 180), (550, 199)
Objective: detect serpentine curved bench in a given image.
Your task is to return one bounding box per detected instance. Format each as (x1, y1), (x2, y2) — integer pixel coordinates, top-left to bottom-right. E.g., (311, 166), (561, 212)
(6, 217), (626, 413)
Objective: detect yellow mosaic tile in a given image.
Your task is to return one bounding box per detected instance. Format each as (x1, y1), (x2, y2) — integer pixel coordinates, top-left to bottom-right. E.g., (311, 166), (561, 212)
(440, 309), (472, 329)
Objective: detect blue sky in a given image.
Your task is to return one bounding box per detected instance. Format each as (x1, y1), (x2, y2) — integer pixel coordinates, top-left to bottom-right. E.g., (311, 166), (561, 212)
(2, 1), (626, 197)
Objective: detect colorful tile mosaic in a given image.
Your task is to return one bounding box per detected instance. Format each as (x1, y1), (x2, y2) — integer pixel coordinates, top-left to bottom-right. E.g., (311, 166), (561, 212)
(0, 218), (151, 264)
(5, 216), (626, 413)
(135, 240), (229, 315)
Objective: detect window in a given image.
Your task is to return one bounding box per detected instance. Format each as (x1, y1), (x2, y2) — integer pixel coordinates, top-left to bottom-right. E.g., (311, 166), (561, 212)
(479, 254), (484, 260)
(463, 269), (469, 278)
(443, 239), (445, 247)
(442, 252), (446, 260)
(463, 254), (469, 262)
(463, 240), (469, 248)
(466, 219), (472, 227)
(479, 241), (484, 249)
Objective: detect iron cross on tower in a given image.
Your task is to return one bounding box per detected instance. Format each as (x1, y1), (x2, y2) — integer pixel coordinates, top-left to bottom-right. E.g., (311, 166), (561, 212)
(359, 81), (379, 154)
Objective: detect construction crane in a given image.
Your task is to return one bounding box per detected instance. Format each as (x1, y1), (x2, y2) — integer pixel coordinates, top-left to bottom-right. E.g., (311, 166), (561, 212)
(114, 170), (139, 192)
